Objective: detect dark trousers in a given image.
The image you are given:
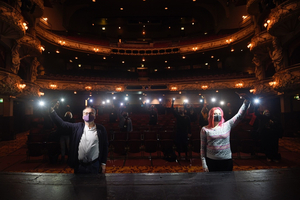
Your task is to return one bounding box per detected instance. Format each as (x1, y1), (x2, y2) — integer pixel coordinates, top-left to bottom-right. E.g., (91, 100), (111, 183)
(206, 157), (233, 172)
(74, 160), (100, 174)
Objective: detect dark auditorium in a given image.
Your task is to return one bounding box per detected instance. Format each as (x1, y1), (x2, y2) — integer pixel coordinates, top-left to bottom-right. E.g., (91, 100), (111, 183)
(1, 0), (300, 199)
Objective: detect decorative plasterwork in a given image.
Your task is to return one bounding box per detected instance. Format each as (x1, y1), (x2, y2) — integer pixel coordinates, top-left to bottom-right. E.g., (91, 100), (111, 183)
(272, 64), (300, 92)
(268, 1), (300, 36)
(36, 23), (255, 55)
(249, 30), (273, 53)
(0, 1), (27, 39)
(0, 70), (25, 96)
(252, 80), (278, 95)
(173, 78), (256, 91)
(35, 25), (111, 55)
(18, 33), (42, 57)
(180, 24), (255, 54)
(36, 80), (116, 92)
(18, 81), (41, 97)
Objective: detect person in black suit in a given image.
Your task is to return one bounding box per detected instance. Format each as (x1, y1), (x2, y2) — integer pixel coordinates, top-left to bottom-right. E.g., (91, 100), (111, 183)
(50, 104), (108, 174)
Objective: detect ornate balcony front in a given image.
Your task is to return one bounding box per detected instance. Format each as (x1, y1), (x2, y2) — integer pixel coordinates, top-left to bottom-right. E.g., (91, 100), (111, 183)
(0, 1), (27, 40)
(272, 64), (300, 92)
(249, 30), (273, 53)
(0, 70), (25, 96)
(268, 0), (300, 36)
(36, 23), (255, 56)
(18, 33), (43, 57)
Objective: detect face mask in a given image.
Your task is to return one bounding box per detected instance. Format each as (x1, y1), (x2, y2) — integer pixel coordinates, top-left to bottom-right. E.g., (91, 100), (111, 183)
(214, 115), (222, 122)
(83, 114), (94, 122)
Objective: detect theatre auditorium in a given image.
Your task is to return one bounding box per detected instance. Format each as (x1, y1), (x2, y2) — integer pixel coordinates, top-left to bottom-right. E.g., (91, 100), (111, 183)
(0, 0), (300, 199)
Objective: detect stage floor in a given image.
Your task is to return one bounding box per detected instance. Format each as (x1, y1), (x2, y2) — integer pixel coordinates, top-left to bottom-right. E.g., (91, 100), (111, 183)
(1, 168), (300, 200)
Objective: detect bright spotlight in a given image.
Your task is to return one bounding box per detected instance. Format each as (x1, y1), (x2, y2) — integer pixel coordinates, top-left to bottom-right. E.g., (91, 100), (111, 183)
(200, 99), (203, 103)
(106, 99), (110, 103)
(125, 97), (128, 101)
(89, 99), (93, 102)
(61, 98), (65, 102)
(159, 98), (162, 102)
(146, 99), (150, 103)
(173, 98), (175, 101)
(220, 101), (225, 105)
(113, 96), (116, 100)
(102, 101), (105, 104)
(211, 98), (216, 102)
(120, 102), (123, 106)
(183, 99), (188, 103)
(254, 99), (260, 104)
(39, 101), (45, 106)
(139, 97), (142, 100)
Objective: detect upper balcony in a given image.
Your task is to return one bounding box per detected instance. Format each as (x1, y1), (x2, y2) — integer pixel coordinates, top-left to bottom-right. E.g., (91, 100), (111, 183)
(18, 33), (43, 58)
(249, 30), (273, 53)
(0, 1), (27, 40)
(267, 0), (300, 36)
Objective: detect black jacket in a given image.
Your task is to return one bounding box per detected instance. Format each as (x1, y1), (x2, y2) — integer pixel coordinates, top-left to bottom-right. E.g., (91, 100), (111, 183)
(50, 111), (108, 169)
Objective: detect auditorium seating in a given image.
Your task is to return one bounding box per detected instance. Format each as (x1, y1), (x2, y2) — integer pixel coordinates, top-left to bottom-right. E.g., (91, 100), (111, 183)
(26, 111), (262, 163)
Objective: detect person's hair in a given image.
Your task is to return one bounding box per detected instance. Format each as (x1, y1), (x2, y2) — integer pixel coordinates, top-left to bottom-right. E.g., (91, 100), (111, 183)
(64, 111), (73, 118)
(207, 107), (225, 128)
(83, 106), (96, 114)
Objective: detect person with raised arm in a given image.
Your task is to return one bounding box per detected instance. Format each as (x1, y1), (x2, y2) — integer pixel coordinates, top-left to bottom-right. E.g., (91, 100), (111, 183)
(200, 93), (251, 172)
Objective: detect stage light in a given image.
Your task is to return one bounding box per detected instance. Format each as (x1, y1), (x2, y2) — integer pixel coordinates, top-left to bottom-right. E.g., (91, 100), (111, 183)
(254, 99), (260, 104)
(113, 96), (116, 100)
(61, 98), (64, 102)
(159, 98), (162, 102)
(146, 99), (150, 103)
(139, 97), (142, 100)
(220, 101), (225, 105)
(183, 99), (188, 103)
(106, 99), (110, 103)
(211, 98), (216, 102)
(120, 102), (124, 106)
(200, 99), (203, 103)
(102, 101), (105, 104)
(173, 98), (175, 101)
(39, 101), (45, 106)
(125, 97), (128, 101)
(89, 99), (93, 102)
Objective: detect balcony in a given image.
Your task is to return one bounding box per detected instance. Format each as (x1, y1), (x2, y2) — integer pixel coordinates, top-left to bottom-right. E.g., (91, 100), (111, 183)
(267, 0), (300, 36)
(0, 1), (27, 40)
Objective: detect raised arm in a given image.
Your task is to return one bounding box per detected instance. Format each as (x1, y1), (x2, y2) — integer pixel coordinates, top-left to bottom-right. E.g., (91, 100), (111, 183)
(50, 110), (76, 130)
(227, 98), (251, 128)
(200, 127), (208, 172)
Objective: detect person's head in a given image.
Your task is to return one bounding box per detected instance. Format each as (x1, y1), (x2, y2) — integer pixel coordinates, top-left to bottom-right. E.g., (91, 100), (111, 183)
(207, 107), (225, 128)
(122, 111), (128, 118)
(178, 107), (185, 116)
(64, 111), (73, 119)
(82, 107), (96, 123)
(263, 110), (270, 117)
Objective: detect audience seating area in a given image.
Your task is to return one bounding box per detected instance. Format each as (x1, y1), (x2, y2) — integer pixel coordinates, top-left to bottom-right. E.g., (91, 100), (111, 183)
(26, 111), (261, 165)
